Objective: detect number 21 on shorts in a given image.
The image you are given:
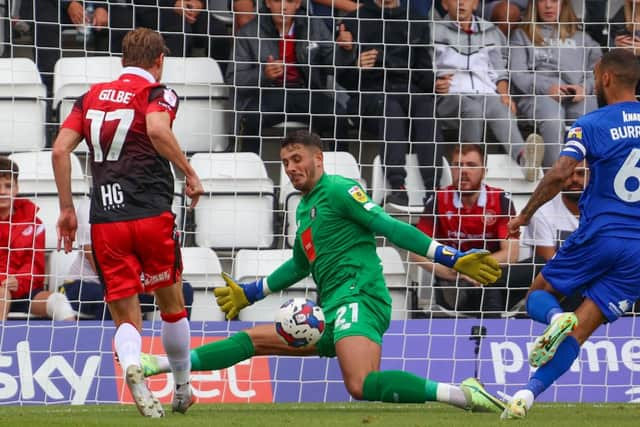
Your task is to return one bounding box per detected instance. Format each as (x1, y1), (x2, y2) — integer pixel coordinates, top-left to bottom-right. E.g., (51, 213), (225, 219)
(335, 302), (359, 331)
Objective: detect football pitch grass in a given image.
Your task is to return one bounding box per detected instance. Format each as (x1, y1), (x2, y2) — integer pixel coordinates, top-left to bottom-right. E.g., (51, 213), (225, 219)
(1, 403), (639, 426)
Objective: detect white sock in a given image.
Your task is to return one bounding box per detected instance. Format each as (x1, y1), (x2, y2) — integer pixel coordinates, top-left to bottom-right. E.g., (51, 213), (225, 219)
(155, 355), (171, 374)
(436, 383), (469, 409)
(161, 317), (191, 385)
(550, 312), (565, 324)
(114, 323), (141, 372)
(513, 389), (535, 410)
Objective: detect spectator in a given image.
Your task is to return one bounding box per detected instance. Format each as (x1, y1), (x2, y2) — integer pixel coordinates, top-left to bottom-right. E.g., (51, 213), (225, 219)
(308, 0), (361, 25)
(60, 199), (194, 320)
(409, 144), (525, 316)
(19, 1), (108, 97)
(609, 0), (640, 95)
(482, 0), (527, 37)
(227, 0), (355, 154)
(510, 0), (601, 170)
(520, 161), (588, 311)
(233, 0), (257, 29)
(0, 156), (75, 321)
(159, 2), (234, 70)
(338, 0), (441, 206)
(433, 0), (544, 182)
(109, 1), (160, 54)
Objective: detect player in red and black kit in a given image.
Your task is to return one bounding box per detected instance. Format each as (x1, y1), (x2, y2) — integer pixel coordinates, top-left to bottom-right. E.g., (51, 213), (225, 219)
(410, 144), (522, 315)
(52, 28), (204, 418)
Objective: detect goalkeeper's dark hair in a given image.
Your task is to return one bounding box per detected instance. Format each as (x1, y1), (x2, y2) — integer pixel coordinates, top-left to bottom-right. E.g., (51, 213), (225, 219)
(282, 130), (322, 150)
(599, 49), (640, 88)
(122, 28), (170, 69)
(0, 156), (18, 182)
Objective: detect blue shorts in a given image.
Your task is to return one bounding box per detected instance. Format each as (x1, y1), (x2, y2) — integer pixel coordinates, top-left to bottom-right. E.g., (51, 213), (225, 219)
(542, 234), (640, 322)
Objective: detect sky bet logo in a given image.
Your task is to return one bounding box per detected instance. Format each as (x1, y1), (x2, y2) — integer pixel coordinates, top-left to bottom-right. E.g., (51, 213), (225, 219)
(0, 341), (100, 404)
(114, 337), (273, 404)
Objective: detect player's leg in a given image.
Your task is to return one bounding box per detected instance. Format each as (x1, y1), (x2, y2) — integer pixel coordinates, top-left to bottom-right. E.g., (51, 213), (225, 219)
(0, 284), (11, 320)
(525, 273), (568, 325)
(136, 212), (192, 414)
(503, 298), (606, 419)
(332, 298), (504, 412)
(503, 235), (640, 419)
(93, 220), (164, 418)
(109, 295), (164, 418)
(29, 290), (76, 320)
(141, 323), (318, 376)
(335, 333), (499, 410)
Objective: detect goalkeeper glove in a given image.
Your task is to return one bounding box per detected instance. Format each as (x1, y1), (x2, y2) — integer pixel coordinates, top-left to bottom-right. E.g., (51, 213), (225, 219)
(433, 245), (502, 285)
(214, 272), (268, 320)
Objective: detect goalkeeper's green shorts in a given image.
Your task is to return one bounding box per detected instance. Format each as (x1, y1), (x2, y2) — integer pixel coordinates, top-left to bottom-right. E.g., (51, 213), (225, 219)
(315, 292), (391, 358)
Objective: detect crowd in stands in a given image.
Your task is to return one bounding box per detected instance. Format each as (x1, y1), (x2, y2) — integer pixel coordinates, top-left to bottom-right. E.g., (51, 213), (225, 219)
(1, 0), (636, 319)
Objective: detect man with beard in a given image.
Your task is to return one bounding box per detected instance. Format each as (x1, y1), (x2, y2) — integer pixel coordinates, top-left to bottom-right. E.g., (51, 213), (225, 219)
(522, 163), (587, 261)
(502, 49), (640, 419)
(521, 162), (588, 311)
(410, 143), (521, 316)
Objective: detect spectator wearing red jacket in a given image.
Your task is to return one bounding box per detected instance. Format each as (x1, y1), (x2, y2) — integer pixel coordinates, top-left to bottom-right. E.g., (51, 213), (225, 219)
(410, 143), (523, 316)
(0, 157), (75, 320)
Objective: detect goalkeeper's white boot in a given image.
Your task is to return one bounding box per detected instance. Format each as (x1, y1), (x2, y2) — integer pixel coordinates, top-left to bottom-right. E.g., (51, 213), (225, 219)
(529, 312), (578, 368)
(500, 397), (527, 419)
(172, 382), (194, 414)
(125, 365), (164, 418)
(460, 377), (507, 413)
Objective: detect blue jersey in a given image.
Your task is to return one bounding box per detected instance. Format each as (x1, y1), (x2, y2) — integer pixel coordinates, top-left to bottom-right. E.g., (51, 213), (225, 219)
(561, 101), (640, 242)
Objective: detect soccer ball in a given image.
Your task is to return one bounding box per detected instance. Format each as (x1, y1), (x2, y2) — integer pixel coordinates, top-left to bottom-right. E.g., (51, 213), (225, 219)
(275, 298), (325, 348)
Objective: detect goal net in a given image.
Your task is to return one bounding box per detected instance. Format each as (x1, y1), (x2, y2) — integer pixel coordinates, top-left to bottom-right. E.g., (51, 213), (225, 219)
(0, 0), (637, 406)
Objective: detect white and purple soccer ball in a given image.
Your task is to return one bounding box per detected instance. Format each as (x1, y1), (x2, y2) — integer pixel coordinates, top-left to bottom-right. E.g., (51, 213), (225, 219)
(275, 298), (325, 348)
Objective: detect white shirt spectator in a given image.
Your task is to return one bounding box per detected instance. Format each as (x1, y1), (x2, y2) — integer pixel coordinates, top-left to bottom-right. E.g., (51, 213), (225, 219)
(67, 198), (99, 281)
(522, 193), (579, 251)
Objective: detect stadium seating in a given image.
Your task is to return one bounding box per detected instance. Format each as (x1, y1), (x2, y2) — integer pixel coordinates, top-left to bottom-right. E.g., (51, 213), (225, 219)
(279, 151), (364, 247)
(181, 246), (226, 321)
(484, 154), (538, 213)
(53, 56), (122, 123)
(46, 249), (80, 292)
(161, 57), (229, 153)
(377, 246), (414, 320)
(233, 249), (316, 322)
(232, 247), (411, 321)
(0, 58), (47, 152)
(10, 151), (89, 249)
(190, 152), (275, 250)
(371, 154), (430, 220)
(53, 56), (229, 154)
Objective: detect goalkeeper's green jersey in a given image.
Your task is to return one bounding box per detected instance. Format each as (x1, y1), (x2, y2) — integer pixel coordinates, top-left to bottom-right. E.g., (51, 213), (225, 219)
(288, 173), (391, 310)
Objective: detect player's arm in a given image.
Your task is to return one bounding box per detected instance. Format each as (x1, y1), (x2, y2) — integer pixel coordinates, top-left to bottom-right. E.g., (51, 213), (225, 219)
(214, 240), (311, 320)
(507, 155), (579, 238)
(145, 111), (203, 207)
(334, 182), (501, 285)
(368, 212), (501, 285)
(52, 128), (84, 253)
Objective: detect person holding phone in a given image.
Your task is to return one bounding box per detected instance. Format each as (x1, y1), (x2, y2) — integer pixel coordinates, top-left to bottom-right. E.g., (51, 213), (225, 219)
(610, 0), (640, 95)
(509, 0), (602, 170)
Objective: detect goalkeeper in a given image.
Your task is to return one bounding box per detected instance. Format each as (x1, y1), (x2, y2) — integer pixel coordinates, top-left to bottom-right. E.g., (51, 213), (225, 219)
(142, 130), (504, 411)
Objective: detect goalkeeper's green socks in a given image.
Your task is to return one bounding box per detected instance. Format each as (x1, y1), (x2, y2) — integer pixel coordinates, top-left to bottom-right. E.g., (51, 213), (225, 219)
(362, 371), (468, 408)
(190, 331), (255, 371)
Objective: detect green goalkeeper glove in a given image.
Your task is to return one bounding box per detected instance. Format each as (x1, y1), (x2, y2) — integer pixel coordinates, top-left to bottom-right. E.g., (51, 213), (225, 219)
(214, 272), (266, 320)
(433, 246), (502, 285)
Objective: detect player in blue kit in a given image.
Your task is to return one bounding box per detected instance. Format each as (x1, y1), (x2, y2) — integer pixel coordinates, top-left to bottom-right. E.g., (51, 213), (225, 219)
(502, 49), (640, 419)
